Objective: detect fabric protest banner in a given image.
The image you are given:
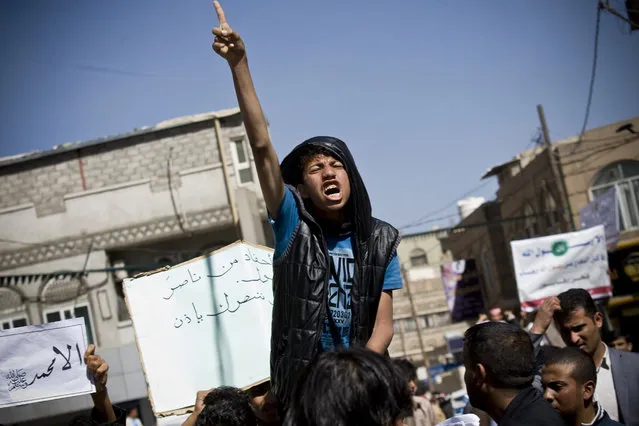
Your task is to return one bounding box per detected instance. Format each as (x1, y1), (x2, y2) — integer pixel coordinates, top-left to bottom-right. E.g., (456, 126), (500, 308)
(440, 260), (484, 322)
(123, 241), (274, 416)
(0, 318), (95, 408)
(511, 225), (612, 312)
(580, 187), (619, 248)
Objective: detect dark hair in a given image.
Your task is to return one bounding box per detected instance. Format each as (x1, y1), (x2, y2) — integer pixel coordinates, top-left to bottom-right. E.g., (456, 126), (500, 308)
(608, 330), (632, 345)
(556, 288), (597, 322)
(393, 358), (417, 383)
(544, 347), (597, 387)
(196, 387), (257, 426)
(297, 145), (337, 182)
(463, 322), (535, 389)
(284, 347), (412, 426)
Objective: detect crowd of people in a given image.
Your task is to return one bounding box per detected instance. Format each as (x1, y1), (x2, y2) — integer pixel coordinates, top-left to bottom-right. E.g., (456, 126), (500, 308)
(34, 2), (639, 425)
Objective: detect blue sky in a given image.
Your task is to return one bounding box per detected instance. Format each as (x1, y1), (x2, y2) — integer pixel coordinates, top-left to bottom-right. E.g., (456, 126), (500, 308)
(1, 0), (638, 234)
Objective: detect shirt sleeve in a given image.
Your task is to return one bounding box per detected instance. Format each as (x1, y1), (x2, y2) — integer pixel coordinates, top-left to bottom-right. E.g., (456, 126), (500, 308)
(382, 253), (403, 291)
(271, 187), (301, 259)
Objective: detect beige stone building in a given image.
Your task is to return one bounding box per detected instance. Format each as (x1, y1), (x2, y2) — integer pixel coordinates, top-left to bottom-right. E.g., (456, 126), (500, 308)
(0, 108), (271, 425)
(441, 116), (639, 336)
(390, 230), (473, 391)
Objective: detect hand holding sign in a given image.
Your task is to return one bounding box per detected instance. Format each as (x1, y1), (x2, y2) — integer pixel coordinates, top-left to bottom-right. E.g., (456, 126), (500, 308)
(85, 344), (108, 392)
(212, 1), (246, 67)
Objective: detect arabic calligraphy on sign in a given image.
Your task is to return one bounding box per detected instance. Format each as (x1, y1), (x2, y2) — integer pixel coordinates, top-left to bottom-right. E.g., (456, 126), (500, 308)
(5, 343), (84, 393)
(162, 247), (274, 301)
(173, 292), (273, 329)
(521, 235), (604, 258)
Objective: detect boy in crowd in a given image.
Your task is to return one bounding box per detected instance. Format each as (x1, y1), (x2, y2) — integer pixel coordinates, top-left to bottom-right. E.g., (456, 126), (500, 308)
(462, 322), (564, 426)
(542, 347), (621, 426)
(530, 289), (639, 425)
(284, 347), (412, 426)
(211, 1), (402, 414)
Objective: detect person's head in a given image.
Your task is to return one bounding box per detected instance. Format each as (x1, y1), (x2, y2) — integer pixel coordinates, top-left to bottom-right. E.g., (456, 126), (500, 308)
(554, 289), (603, 356)
(280, 137), (373, 237)
(609, 333), (633, 352)
(488, 307), (504, 322)
(294, 144), (351, 220)
(127, 407), (139, 418)
(462, 322), (535, 413)
(393, 358), (418, 395)
(284, 347), (412, 426)
(196, 387), (256, 426)
(541, 347), (597, 421)
(68, 414), (93, 426)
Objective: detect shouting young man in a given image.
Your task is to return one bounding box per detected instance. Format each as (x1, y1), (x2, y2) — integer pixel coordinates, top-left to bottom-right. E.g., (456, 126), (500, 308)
(211, 1), (402, 413)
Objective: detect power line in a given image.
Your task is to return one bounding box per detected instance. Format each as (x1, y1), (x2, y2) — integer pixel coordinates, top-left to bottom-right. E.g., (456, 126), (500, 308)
(399, 180), (493, 230)
(568, 2), (603, 156)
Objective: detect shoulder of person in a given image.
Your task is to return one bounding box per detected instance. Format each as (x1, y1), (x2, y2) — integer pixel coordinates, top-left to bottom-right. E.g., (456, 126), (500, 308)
(370, 218), (400, 240)
(608, 346), (639, 366)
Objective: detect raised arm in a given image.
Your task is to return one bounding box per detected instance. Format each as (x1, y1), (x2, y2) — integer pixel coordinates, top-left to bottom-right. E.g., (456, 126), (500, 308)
(212, 1), (285, 217)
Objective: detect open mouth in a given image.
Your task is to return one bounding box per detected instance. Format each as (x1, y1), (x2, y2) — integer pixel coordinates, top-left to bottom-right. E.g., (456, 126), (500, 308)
(323, 183), (341, 200)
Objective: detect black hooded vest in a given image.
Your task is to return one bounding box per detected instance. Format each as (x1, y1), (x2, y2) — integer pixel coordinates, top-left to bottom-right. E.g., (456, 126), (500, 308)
(270, 137), (401, 409)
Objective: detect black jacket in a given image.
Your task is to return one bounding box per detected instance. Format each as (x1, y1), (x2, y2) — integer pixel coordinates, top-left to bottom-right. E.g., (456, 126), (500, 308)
(500, 387), (566, 426)
(271, 137), (400, 409)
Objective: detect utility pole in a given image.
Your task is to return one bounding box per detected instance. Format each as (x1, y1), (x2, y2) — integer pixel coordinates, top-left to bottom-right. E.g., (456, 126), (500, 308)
(537, 104), (576, 231)
(400, 264), (432, 391)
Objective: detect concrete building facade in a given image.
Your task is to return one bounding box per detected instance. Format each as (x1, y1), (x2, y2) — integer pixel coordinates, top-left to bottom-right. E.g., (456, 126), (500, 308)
(0, 108), (272, 425)
(389, 231), (472, 392)
(441, 116), (639, 313)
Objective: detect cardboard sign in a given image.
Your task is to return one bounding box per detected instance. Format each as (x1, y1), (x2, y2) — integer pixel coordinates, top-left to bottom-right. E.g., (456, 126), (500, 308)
(124, 241), (274, 416)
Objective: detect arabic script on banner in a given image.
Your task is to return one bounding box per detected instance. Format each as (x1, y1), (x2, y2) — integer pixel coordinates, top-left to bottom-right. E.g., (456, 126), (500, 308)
(511, 225), (611, 311)
(0, 318), (95, 408)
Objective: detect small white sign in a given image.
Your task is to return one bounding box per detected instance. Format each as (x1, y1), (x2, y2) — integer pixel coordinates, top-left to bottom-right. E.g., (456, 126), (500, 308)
(0, 318), (95, 408)
(511, 225), (611, 311)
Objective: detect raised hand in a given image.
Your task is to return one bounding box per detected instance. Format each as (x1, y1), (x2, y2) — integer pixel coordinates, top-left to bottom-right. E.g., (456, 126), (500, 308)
(85, 344), (109, 392)
(531, 296), (561, 335)
(212, 1), (245, 67)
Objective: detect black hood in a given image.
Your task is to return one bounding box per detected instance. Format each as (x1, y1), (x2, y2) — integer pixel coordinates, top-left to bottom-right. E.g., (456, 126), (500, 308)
(280, 136), (373, 241)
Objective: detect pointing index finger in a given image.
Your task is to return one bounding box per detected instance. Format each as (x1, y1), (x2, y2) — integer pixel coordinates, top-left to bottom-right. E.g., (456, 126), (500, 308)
(214, 1), (228, 26)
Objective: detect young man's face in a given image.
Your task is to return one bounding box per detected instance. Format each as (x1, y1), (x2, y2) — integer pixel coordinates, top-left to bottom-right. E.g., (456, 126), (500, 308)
(542, 363), (586, 418)
(555, 308), (602, 356)
(610, 336), (633, 352)
(297, 154), (351, 217)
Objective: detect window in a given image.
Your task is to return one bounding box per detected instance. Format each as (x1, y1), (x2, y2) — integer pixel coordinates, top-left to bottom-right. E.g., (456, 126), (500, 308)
(2, 316), (28, 329)
(523, 203), (538, 238)
(427, 312), (451, 327)
(0, 288), (28, 330)
(231, 139), (254, 185)
(403, 318), (417, 331)
(543, 190), (561, 233)
(409, 248), (428, 267)
(44, 304), (95, 345)
(590, 160), (639, 231)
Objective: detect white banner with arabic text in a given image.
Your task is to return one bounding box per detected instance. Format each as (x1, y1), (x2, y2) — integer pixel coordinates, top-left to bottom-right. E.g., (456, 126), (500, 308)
(511, 225), (611, 311)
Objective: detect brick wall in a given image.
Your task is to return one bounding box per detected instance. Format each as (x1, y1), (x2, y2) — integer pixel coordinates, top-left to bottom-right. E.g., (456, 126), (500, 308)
(0, 117), (236, 218)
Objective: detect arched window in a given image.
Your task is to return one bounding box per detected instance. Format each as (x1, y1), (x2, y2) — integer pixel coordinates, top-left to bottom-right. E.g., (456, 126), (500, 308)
(590, 160), (639, 231)
(409, 248), (428, 267)
(0, 288), (27, 329)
